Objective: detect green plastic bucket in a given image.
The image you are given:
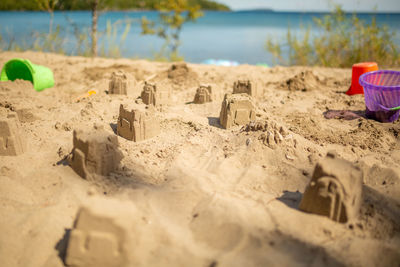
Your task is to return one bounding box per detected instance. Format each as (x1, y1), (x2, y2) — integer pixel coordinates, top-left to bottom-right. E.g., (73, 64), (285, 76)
(0, 58), (54, 92)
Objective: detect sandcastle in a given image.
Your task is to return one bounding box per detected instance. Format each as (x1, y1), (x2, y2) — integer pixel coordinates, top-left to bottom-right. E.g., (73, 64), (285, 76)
(141, 82), (170, 106)
(109, 71), (128, 95)
(219, 93), (256, 129)
(299, 152), (363, 223)
(68, 129), (123, 180)
(193, 85), (213, 104)
(117, 104), (160, 142)
(233, 80), (257, 97)
(0, 116), (25, 156)
(65, 198), (134, 267)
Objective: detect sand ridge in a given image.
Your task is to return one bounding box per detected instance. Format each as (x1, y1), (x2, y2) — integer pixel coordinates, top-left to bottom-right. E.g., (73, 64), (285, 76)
(0, 51), (399, 267)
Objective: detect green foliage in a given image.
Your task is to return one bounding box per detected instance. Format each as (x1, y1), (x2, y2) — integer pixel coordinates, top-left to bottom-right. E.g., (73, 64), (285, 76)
(0, 25), (65, 53)
(266, 6), (400, 67)
(99, 19), (131, 58)
(0, 1), (39, 10)
(0, 19), (131, 58)
(34, 0), (58, 12)
(0, 0), (230, 11)
(141, 0), (203, 61)
(34, 0), (59, 35)
(64, 16), (92, 56)
(32, 25), (66, 53)
(187, 0), (229, 11)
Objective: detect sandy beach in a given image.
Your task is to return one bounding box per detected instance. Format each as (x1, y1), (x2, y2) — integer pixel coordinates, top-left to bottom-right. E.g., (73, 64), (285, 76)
(0, 51), (399, 267)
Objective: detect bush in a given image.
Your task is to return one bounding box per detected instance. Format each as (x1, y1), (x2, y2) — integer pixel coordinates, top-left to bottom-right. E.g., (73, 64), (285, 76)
(266, 6), (400, 67)
(141, 0), (203, 61)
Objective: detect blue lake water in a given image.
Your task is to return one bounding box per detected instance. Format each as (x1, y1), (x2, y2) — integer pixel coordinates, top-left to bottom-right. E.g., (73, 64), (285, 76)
(1, 10), (400, 65)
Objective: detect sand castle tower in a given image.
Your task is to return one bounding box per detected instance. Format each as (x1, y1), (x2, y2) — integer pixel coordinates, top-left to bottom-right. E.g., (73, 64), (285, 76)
(141, 82), (170, 106)
(233, 80), (257, 97)
(66, 198), (135, 267)
(69, 129), (123, 180)
(193, 85), (213, 104)
(219, 93), (256, 129)
(109, 71), (128, 95)
(0, 116), (25, 156)
(299, 152), (363, 223)
(117, 104), (160, 142)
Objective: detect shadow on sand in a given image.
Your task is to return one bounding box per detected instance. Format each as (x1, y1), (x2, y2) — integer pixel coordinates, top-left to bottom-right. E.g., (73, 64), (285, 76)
(323, 110), (365, 120)
(276, 190), (303, 210)
(207, 117), (223, 129)
(55, 228), (71, 264)
(109, 123), (118, 134)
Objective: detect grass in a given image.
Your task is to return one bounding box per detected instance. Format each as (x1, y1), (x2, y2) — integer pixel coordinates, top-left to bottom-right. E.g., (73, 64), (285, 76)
(266, 6), (400, 68)
(0, 18), (132, 58)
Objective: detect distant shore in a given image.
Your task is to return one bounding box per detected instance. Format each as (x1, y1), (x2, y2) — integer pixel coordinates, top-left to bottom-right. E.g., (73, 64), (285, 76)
(2, 9), (400, 15)
(0, 0), (230, 12)
(0, 8), (231, 12)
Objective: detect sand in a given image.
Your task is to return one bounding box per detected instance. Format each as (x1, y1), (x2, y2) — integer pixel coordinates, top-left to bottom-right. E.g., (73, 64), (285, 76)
(0, 51), (399, 267)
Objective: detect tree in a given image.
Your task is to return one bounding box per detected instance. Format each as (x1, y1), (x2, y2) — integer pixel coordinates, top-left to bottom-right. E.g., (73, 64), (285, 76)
(91, 0), (99, 57)
(34, 0), (58, 34)
(141, 0), (203, 61)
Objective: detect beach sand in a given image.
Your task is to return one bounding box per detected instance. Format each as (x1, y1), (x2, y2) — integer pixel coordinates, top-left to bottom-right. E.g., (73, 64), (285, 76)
(0, 51), (399, 267)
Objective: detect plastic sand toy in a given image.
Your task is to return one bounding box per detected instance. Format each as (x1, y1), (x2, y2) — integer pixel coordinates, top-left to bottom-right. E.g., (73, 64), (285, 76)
(256, 63), (269, 68)
(76, 90), (97, 101)
(202, 59), (239, 67)
(0, 58), (54, 92)
(359, 70), (400, 122)
(346, 62), (378, 95)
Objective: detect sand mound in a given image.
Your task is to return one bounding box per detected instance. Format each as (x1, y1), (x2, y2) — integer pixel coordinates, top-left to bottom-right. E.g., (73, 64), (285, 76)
(280, 70), (322, 91)
(83, 64), (150, 82)
(286, 113), (396, 153)
(153, 62), (200, 90)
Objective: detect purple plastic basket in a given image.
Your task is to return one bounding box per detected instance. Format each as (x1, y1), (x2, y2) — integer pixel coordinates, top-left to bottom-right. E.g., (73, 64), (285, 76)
(359, 70), (400, 122)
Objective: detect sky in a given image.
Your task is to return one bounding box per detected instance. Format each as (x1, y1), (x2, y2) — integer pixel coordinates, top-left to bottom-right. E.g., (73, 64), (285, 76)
(217, 0), (400, 12)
